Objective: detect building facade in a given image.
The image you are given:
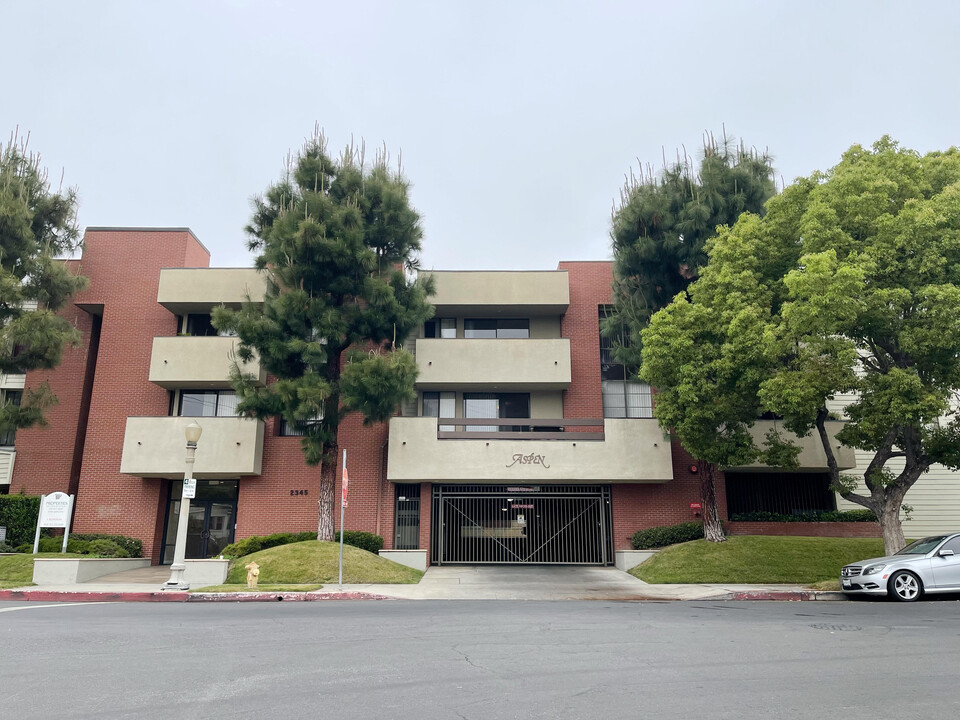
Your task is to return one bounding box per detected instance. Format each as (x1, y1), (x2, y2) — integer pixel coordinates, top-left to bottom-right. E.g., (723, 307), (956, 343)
(13, 226), (935, 565)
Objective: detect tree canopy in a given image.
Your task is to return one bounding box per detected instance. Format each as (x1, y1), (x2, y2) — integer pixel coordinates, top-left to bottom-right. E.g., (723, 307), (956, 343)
(640, 137), (960, 554)
(607, 132), (777, 540)
(0, 131), (87, 432)
(214, 130), (433, 540)
(605, 133), (776, 368)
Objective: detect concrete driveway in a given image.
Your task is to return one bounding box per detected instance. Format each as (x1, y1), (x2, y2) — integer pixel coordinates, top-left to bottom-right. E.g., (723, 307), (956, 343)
(339, 564), (657, 600)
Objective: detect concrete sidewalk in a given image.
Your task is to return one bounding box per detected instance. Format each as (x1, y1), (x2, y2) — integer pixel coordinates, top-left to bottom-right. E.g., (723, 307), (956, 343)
(0, 564), (844, 603)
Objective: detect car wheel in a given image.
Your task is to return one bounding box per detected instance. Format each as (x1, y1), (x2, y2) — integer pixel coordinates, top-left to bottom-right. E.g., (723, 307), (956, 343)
(888, 570), (923, 602)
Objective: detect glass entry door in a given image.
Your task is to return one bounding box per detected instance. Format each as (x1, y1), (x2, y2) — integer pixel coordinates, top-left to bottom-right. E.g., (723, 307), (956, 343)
(162, 480), (239, 564)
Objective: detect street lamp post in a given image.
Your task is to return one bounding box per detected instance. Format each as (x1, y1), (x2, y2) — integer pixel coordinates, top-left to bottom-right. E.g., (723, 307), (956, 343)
(162, 421), (202, 591)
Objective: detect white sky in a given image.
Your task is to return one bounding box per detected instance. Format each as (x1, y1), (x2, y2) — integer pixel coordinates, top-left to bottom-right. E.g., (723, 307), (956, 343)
(5, 1), (959, 271)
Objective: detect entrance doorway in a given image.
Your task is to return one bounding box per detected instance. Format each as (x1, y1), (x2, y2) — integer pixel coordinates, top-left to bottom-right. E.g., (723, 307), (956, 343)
(161, 480), (238, 564)
(431, 485), (613, 565)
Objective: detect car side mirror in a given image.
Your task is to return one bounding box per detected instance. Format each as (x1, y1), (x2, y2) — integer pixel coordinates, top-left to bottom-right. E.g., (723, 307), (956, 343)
(939, 549), (955, 557)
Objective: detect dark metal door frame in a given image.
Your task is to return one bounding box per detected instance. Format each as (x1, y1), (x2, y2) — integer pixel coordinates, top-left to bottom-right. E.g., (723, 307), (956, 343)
(431, 485), (613, 565)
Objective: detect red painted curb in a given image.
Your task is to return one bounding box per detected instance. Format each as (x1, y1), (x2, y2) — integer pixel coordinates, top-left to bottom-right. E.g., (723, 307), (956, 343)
(187, 591), (390, 602)
(0, 590), (189, 602)
(727, 591), (846, 601)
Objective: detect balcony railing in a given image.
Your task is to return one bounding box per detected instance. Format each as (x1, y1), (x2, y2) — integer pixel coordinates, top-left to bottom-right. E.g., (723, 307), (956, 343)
(435, 418), (604, 441)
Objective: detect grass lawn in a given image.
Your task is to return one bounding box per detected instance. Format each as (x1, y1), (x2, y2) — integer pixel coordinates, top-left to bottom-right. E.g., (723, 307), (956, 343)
(222, 541), (423, 585)
(191, 583), (324, 593)
(630, 536), (885, 584)
(0, 553), (87, 589)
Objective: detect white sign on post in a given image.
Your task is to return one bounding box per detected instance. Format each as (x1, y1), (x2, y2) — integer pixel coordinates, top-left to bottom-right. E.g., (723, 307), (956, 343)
(182, 478), (197, 499)
(33, 492), (76, 554)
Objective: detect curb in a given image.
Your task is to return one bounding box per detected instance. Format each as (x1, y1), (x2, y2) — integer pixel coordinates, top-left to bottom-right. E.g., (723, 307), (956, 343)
(0, 590), (189, 602)
(0, 589), (392, 603)
(725, 590), (846, 602)
(188, 591), (390, 602)
(0, 588), (846, 603)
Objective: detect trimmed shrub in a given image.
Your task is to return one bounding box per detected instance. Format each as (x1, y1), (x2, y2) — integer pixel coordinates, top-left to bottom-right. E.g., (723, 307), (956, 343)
(70, 534), (142, 558)
(66, 539), (92, 554)
(0, 542), (14, 553)
(334, 531), (384, 554)
(0, 494), (42, 547)
(220, 531), (315, 559)
(87, 539), (130, 558)
(38, 536), (72, 552)
(631, 522), (705, 550)
(729, 510), (877, 523)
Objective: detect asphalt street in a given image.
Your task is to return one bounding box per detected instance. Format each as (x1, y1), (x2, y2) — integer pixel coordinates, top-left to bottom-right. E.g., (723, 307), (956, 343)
(2, 598), (959, 720)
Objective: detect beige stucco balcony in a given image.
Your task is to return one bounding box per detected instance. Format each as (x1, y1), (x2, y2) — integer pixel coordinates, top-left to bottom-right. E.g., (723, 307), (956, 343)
(387, 417), (672, 483)
(148, 336), (265, 389)
(157, 268), (266, 313)
(415, 338), (571, 390)
(120, 416), (264, 478)
(727, 420), (857, 472)
(423, 271), (569, 315)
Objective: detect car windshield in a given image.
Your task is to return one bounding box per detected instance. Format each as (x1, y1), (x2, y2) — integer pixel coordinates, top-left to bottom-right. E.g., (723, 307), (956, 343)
(896, 536), (948, 555)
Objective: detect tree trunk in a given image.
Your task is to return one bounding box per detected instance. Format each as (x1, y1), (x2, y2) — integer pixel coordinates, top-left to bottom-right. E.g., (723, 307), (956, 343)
(878, 504), (906, 556)
(317, 453), (337, 542)
(700, 460), (726, 543)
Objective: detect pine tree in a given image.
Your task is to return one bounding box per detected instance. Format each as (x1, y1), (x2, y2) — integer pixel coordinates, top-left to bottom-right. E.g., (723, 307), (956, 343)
(214, 130), (433, 540)
(606, 132), (776, 541)
(0, 131), (88, 434)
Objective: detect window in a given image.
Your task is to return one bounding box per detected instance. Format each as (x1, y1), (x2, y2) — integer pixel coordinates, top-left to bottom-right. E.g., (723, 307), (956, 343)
(178, 390), (239, 417)
(424, 318), (456, 338)
(601, 380), (652, 418)
(464, 319), (529, 339)
(279, 412), (324, 436)
(422, 391), (455, 432)
(598, 307), (652, 418)
(183, 313), (236, 337)
(0, 390), (22, 446)
(463, 392), (529, 432)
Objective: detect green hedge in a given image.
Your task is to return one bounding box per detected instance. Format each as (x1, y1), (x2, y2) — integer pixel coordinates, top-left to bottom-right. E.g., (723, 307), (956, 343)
(728, 510), (877, 523)
(70, 534), (143, 557)
(334, 531), (384, 554)
(220, 532), (316, 559)
(220, 530), (385, 559)
(0, 495), (41, 547)
(631, 522), (705, 550)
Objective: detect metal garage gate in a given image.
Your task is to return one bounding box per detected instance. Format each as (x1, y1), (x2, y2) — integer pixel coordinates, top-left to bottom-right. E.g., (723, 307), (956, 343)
(431, 485), (613, 565)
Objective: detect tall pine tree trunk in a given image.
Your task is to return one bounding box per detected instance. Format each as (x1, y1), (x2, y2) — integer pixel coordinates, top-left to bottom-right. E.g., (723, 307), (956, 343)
(317, 451), (337, 541)
(700, 460), (726, 543)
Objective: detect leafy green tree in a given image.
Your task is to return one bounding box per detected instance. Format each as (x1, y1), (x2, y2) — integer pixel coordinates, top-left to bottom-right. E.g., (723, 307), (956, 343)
(607, 133), (777, 540)
(214, 131), (433, 540)
(642, 137), (960, 554)
(0, 131), (88, 434)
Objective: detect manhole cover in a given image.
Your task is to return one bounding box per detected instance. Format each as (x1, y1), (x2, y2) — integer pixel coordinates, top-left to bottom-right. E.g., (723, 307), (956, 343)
(810, 623), (862, 631)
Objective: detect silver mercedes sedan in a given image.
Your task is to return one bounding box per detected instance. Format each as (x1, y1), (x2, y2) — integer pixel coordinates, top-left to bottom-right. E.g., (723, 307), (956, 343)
(840, 532), (960, 601)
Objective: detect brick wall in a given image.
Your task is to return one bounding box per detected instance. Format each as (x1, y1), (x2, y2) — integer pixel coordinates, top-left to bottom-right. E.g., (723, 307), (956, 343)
(19, 229), (211, 561)
(726, 521), (882, 538)
(11, 269), (93, 496)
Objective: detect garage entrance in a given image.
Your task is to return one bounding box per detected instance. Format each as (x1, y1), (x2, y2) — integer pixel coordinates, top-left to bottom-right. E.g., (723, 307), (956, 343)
(431, 485), (613, 565)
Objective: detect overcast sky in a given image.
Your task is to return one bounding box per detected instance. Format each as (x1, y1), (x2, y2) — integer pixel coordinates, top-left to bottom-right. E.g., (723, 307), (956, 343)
(6, 1), (959, 270)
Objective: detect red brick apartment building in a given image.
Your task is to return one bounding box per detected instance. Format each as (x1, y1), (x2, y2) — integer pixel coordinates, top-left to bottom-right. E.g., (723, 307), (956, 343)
(3, 228), (870, 567)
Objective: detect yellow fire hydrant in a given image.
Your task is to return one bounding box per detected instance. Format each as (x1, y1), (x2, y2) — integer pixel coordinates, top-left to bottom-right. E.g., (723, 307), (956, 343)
(245, 561), (260, 589)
